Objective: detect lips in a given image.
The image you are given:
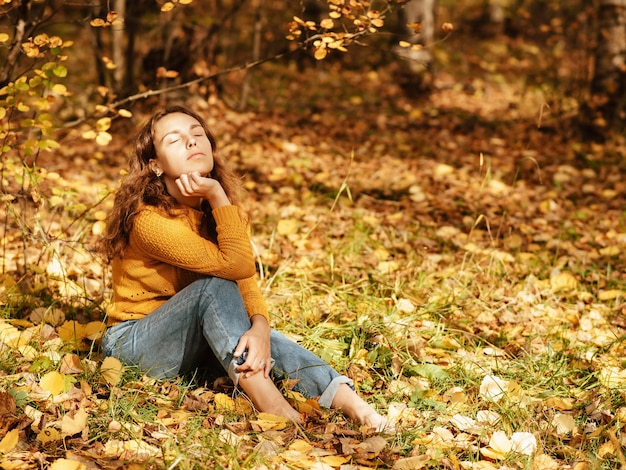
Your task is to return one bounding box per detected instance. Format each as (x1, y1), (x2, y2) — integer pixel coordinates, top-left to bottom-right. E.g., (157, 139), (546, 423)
(187, 152), (204, 160)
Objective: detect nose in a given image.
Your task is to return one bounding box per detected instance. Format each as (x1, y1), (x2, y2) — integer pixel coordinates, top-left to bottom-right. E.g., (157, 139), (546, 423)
(187, 137), (196, 148)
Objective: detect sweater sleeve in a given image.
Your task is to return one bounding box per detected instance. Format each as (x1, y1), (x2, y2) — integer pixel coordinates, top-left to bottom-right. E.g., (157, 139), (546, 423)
(131, 205), (256, 280)
(237, 276), (269, 321)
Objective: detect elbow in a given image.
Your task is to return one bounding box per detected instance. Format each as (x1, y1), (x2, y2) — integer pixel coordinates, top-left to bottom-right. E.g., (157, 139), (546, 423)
(225, 254), (257, 279)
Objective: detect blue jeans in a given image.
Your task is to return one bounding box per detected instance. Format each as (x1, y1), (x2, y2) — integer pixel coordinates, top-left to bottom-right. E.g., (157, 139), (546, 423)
(101, 277), (353, 408)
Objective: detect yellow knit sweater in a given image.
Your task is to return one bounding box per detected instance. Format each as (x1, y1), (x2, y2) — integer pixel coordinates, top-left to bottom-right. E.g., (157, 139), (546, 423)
(107, 204), (269, 325)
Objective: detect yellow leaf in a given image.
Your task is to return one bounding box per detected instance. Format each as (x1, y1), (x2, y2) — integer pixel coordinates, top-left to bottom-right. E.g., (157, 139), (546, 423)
(52, 83), (68, 96)
(288, 439), (313, 453)
(321, 455), (350, 466)
(117, 108), (132, 118)
(252, 412), (291, 431)
(545, 397), (574, 411)
(597, 440), (616, 458)
(161, 2), (175, 11)
(96, 117), (111, 131)
(598, 366), (626, 388)
(0, 33), (9, 43)
(101, 356), (124, 386)
(599, 246), (619, 256)
(320, 18), (334, 29)
(37, 427), (62, 443)
(82, 130), (97, 140)
(550, 272), (578, 293)
(40, 371), (67, 396)
(373, 246), (390, 261)
(92, 220), (106, 236)
(61, 408), (89, 437)
(49, 458), (86, 470)
(314, 46), (328, 60)
(598, 289), (624, 300)
(84, 321), (106, 340)
(0, 429), (19, 454)
(96, 131), (112, 146)
(276, 219), (298, 235)
(58, 321), (87, 342)
(214, 392), (235, 411)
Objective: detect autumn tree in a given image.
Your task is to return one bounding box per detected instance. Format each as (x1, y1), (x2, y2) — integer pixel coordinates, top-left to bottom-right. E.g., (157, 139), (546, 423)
(582, 0), (626, 138)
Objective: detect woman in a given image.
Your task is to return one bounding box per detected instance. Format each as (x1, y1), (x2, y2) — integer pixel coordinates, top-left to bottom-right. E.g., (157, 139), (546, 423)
(99, 105), (390, 431)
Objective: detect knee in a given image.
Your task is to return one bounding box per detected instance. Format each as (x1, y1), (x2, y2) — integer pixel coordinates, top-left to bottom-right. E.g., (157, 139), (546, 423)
(192, 277), (246, 313)
(192, 277), (238, 294)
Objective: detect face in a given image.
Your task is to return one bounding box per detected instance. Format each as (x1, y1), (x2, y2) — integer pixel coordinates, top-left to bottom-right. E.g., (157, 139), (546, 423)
(150, 112), (214, 179)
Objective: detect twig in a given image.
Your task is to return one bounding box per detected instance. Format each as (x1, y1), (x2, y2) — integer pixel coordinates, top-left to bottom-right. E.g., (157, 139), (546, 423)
(63, 3), (400, 128)
(608, 430), (626, 469)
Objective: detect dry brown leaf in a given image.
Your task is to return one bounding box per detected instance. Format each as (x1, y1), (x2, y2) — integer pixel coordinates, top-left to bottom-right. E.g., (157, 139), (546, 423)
(0, 391), (16, 416)
(393, 455), (430, 470)
(60, 354), (84, 375)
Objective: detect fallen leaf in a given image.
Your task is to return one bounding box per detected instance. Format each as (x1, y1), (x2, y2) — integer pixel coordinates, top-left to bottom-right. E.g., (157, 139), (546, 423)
(40, 371), (68, 396)
(214, 393), (235, 412)
(49, 458), (86, 470)
(0, 428), (18, 453)
(60, 354), (84, 375)
(61, 408), (88, 437)
(357, 435), (387, 454)
(100, 356), (123, 386)
(510, 432), (537, 455)
(393, 455), (430, 470)
(551, 413), (576, 435)
(479, 375), (508, 402)
(288, 439), (313, 454)
(277, 219), (299, 235)
(37, 427), (62, 443)
(550, 271), (578, 293)
(545, 397), (574, 411)
(0, 391), (16, 415)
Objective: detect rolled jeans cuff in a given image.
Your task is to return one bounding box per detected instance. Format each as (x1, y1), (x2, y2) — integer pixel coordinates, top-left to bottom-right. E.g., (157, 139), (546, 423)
(318, 375), (354, 409)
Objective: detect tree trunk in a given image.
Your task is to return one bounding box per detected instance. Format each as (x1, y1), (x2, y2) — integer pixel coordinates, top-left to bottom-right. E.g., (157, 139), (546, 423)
(583, 0), (626, 137)
(111, 0), (126, 93)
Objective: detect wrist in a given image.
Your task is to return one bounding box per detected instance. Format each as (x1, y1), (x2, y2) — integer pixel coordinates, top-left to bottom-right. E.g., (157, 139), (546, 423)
(250, 314), (269, 329)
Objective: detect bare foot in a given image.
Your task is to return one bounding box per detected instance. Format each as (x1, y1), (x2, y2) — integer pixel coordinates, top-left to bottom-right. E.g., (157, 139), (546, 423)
(238, 373), (302, 423)
(363, 411), (396, 434)
(331, 384), (395, 433)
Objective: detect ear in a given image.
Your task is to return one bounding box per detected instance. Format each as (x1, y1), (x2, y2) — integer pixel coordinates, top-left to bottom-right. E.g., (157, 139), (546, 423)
(149, 159), (163, 176)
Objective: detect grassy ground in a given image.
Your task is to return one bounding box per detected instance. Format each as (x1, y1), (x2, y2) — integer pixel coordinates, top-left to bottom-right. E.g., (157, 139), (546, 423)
(1, 27), (626, 469)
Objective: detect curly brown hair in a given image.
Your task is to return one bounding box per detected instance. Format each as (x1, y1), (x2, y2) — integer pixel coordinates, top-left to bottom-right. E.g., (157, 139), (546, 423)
(99, 105), (243, 262)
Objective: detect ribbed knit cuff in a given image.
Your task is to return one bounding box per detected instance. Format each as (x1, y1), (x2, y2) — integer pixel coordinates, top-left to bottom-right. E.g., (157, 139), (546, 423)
(212, 205), (243, 226)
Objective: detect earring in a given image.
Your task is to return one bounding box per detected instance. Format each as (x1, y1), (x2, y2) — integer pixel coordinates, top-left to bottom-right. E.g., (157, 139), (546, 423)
(155, 169), (163, 177)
